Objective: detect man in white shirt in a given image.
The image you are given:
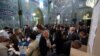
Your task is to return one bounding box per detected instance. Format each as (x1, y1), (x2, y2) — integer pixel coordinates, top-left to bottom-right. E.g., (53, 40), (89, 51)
(0, 27), (10, 39)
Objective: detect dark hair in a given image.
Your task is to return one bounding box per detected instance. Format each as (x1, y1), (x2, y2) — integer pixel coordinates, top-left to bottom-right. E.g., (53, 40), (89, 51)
(14, 28), (19, 32)
(79, 29), (87, 35)
(37, 24), (45, 30)
(3, 27), (9, 30)
(79, 22), (84, 26)
(30, 31), (38, 40)
(72, 40), (82, 49)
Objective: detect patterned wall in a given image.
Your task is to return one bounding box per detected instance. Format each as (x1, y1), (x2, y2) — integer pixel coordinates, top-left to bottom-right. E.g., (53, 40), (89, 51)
(0, 0), (48, 29)
(0, 0), (19, 29)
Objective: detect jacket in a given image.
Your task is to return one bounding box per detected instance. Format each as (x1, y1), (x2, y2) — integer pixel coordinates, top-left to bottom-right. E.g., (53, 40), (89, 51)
(26, 40), (40, 56)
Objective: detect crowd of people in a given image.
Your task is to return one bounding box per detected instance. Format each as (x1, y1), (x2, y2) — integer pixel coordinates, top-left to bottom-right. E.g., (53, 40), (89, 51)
(0, 22), (89, 56)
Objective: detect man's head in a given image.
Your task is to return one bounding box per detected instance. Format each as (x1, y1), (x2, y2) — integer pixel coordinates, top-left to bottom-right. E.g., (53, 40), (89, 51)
(14, 28), (22, 35)
(37, 24), (45, 33)
(33, 26), (38, 31)
(42, 30), (49, 39)
(3, 27), (9, 31)
(79, 29), (87, 38)
(71, 40), (82, 49)
(25, 25), (30, 29)
(69, 27), (76, 33)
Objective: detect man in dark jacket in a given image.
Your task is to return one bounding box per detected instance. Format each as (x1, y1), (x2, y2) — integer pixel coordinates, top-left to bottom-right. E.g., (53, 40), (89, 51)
(39, 30), (51, 56)
(67, 27), (79, 41)
(54, 26), (64, 55)
(10, 28), (24, 51)
(39, 35), (48, 56)
(24, 25), (32, 38)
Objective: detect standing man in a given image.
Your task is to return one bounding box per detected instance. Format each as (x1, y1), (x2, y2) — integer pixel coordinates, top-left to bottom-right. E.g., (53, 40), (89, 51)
(39, 30), (53, 56)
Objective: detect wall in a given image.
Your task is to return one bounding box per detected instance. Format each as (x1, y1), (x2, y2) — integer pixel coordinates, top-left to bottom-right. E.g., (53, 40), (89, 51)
(88, 0), (100, 56)
(0, 0), (19, 29)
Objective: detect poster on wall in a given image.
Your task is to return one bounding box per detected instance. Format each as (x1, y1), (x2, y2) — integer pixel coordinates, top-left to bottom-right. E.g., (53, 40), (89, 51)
(88, 0), (100, 55)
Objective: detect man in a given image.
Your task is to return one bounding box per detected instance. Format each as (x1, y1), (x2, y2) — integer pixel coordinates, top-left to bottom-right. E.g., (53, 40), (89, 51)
(0, 27), (10, 39)
(62, 40), (82, 56)
(54, 25), (64, 55)
(25, 30), (40, 56)
(24, 25), (32, 38)
(10, 28), (24, 51)
(59, 27), (80, 56)
(35, 24), (45, 43)
(0, 35), (10, 56)
(79, 30), (88, 45)
(39, 30), (52, 56)
(67, 27), (79, 41)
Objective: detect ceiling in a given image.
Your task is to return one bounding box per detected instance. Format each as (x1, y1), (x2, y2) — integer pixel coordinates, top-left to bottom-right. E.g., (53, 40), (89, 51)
(49, 0), (88, 21)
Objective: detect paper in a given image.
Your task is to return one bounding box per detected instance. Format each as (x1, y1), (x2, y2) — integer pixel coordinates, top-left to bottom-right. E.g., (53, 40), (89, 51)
(88, 0), (100, 54)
